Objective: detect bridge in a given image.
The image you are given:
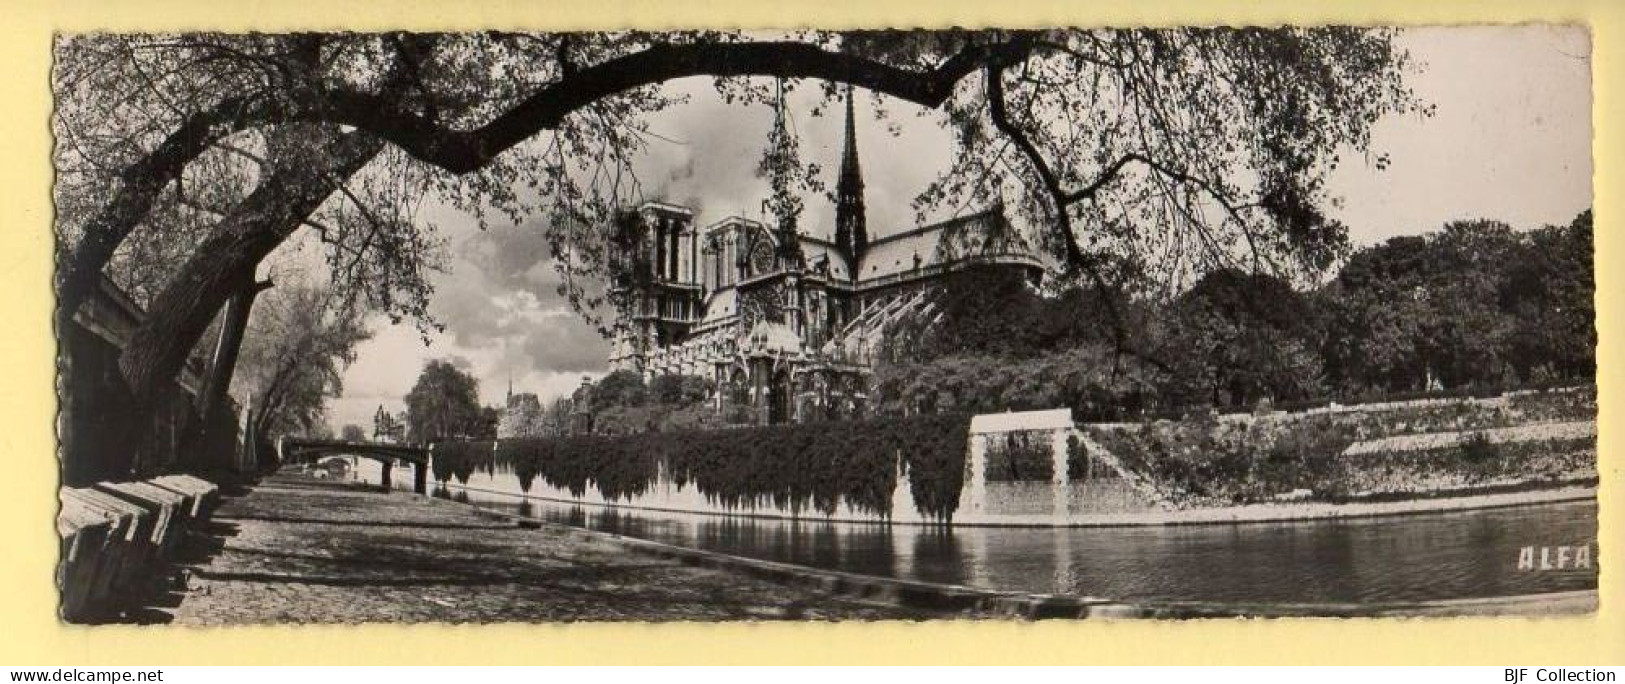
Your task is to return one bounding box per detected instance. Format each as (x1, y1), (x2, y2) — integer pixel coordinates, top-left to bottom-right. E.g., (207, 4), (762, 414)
(277, 437), (432, 494)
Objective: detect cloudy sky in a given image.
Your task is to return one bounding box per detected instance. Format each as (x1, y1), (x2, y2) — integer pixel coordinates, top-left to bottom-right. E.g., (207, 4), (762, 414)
(323, 25), (1592, 433)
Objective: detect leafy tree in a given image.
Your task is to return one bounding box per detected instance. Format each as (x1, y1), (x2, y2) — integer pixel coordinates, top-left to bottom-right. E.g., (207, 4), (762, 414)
(1159, 268), (1325, 408)
(340, 424), (367, 442)
(1318, 236), (1432, 392)
(648, 374), (711, 406)
(589, 370), (648, 412)
(53, 29), (1422, 474)
(1503, 210), (1595, 381)
(231, 282), (371, 442)
(405, 359), (483, 443)
(1416, 220), (1522, 388)
(1321, 220), (1532, 393)
(475, 405), (502, 441)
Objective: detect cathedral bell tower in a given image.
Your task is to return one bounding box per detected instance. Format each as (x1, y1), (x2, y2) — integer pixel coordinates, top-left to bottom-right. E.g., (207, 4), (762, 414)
(833, 84), (868, 278)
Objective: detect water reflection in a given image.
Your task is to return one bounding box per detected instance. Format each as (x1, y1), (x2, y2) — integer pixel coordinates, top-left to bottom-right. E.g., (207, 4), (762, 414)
(498, 491), (1597, 603)
(357, 462), (1597, 604)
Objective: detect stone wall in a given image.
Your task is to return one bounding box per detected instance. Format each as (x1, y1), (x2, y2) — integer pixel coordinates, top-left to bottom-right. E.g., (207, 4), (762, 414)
(59, 278), (237, 485)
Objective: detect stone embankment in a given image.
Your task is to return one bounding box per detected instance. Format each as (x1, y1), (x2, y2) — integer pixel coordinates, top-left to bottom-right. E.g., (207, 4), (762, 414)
(1343, 420), (1595, 455)
(57, 474), (222, 621)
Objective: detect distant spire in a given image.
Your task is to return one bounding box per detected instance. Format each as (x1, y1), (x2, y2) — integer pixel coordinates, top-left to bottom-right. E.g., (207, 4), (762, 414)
(834, 84), (868, 276)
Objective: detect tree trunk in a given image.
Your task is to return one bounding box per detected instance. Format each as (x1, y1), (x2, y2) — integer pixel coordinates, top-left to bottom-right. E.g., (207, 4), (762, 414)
(113, 129), (384, 477)
(185, 277), (273, 471)
(55, 96), (279, 322)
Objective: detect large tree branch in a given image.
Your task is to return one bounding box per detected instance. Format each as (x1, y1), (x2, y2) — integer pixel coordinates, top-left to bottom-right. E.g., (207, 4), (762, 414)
(984, 64), (1087, 272)
(1059, 154), (1144, 205)
(300, 39), (1023, 173)
(57, 92), (281, 318)
(59, 37), (1026, 318)
(989, 91), (1254, 270)
(117, 129), (384, 412)
(986, 63), (1139, 358)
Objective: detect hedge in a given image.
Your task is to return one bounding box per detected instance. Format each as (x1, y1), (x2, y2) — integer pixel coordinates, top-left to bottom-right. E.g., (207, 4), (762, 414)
(430, 441), (494, 484)
(441, 413), (971, 522)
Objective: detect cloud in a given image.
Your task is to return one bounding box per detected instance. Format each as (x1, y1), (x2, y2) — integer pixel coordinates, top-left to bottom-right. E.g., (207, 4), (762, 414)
(431, 221), (614, 377)
(630, 77), (957, 239)
(334, 215), (615, 431)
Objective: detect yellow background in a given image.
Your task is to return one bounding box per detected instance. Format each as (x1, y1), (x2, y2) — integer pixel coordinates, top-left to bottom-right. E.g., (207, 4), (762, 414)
(0, 0), (1619, 665)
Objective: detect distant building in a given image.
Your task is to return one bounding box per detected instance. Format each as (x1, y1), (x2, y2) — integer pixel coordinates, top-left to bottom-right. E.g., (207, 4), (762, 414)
(607, 88), (1045, 423)
(498, 378), (544, 439)
(371, 405), (406, 444)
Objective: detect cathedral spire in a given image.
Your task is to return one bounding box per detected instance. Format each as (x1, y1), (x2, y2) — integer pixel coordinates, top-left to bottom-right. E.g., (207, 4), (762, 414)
(767, 77), (805, 271)
(834, 84), (868, 276)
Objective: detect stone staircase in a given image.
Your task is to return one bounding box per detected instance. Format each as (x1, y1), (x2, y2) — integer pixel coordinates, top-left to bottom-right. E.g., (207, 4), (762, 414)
(1070, 430), (1172, 509)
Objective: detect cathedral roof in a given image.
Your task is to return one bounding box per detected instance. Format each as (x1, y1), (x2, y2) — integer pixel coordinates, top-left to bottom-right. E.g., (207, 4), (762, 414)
(852, 208), (1042, 286)
(797, 236), (853, 281)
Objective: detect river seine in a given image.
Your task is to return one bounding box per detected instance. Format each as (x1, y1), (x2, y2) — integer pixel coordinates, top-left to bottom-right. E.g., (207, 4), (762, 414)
(357, 460), (1597, 604)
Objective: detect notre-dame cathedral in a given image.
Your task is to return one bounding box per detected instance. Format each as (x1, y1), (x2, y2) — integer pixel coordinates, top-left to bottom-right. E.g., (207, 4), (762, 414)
(608, 88), (1045, 424)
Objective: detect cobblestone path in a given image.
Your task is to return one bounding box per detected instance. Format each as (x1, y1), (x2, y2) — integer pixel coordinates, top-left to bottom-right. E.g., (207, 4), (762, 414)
(162, 475), (931, 623)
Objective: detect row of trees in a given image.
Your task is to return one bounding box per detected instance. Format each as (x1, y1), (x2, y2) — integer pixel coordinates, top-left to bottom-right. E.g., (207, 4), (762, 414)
(1320, 212), (1595, 391)
(483, 369), (721, 440)
(396, 363), (713, 445)
(53, 29), (1421, 478)
(877, 210), (1595, 418)
(464, 412), (971, 520)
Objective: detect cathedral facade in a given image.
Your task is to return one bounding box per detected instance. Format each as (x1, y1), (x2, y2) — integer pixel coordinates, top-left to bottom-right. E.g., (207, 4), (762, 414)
(608, 91), (1046, 423)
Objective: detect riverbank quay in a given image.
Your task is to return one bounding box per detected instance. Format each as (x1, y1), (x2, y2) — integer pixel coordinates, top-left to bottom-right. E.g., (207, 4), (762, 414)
(150, 473), (952, 623)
